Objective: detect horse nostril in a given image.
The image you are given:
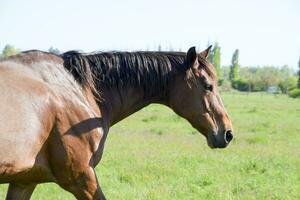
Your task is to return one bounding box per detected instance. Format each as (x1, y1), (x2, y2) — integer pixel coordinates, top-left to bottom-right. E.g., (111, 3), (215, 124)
(224, 130), (233, 144)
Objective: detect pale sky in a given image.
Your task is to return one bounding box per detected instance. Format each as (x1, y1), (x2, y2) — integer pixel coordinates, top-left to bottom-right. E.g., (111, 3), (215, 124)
(0, 0), (299, 68)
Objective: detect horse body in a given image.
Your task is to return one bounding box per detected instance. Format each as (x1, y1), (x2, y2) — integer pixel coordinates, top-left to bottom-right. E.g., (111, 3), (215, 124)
(0, 47), (233, 199)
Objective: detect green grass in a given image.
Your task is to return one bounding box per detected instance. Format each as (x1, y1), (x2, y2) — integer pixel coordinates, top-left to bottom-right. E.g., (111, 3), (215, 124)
(1, 92), (300, 199)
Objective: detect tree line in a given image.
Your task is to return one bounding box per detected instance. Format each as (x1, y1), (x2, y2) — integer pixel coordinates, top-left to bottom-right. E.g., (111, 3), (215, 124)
(207, 42), (300, 98)
(1, 44), (300, 98)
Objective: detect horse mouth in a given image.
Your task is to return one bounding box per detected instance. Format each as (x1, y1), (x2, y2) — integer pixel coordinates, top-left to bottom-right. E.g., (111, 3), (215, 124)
(206, 134), (228, 149)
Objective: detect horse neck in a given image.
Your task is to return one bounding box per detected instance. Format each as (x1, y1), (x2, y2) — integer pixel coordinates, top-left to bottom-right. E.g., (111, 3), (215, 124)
(100, 86), (168, 126)
(84, 51), (187, 126)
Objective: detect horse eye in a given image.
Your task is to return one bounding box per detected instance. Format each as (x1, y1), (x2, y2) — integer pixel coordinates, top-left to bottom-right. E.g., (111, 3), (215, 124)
(198, 76), (213, 91)
(205, 84), (213, 91)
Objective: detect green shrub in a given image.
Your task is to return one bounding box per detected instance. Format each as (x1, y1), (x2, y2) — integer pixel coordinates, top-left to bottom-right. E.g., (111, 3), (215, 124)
(232, 78), (251, 91)
(278, 76), (298, 94)
(288, 88), (300, 98)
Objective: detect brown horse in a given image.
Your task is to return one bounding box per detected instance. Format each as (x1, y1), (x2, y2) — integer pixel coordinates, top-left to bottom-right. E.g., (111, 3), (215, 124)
(0, 46), (233, 199)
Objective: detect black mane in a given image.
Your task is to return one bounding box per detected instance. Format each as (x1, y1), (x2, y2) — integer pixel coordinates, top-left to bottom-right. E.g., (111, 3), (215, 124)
(61, 51), (186, 97)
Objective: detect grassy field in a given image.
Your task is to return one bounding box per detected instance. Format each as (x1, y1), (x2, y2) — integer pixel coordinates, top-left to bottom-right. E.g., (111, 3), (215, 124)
(1, 92), (300, 199)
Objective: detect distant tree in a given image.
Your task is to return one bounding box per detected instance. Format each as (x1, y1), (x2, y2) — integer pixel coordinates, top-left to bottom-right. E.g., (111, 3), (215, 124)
(211, 42), (223, 85)
(258, 67), (281, 89)
(277, 65), (294, 93)
(207, 47), (213, 64)
(229, 49), (239, 81)
(2, 44), (20, 58)
(158, 44), (162, 51)
(48, 47), (60, 55)
(298, 56), (300, 88)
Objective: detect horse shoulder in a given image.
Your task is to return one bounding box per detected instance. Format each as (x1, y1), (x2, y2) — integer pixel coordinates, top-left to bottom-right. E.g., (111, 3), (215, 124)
(47, 87), (107, 179)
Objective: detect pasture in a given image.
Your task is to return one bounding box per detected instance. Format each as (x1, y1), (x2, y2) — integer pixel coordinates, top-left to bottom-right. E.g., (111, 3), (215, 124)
(1, 92), (299, 199)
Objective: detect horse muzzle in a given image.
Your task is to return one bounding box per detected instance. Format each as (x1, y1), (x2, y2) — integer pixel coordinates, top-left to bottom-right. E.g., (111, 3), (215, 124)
(206, 130), (234, 149)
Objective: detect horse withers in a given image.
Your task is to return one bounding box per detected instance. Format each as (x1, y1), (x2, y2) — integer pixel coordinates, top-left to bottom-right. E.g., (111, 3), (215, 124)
(0, 46), (233, 199)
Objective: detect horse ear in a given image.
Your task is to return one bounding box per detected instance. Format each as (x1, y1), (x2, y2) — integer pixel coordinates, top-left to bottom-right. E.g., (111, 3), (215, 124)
(199, 45), (212, 58)
(186, 46), (197, 69)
